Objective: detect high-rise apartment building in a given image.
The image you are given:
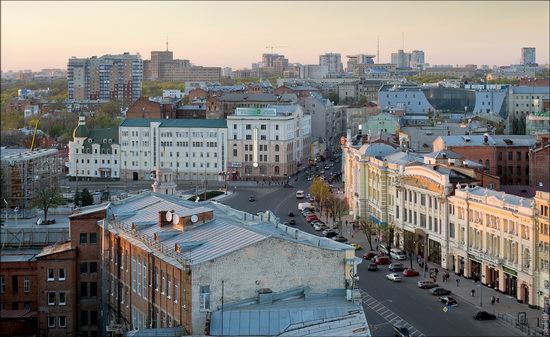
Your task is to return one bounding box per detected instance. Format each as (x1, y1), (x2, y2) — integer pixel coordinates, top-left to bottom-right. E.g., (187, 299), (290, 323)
(150, 50), (173, 80)
(521, 47), (536, 66)
(67, 53), (143, 102)
(319, 53), (343, 73)
(410, 50), (425, 69)
(391, 50), (410, 69)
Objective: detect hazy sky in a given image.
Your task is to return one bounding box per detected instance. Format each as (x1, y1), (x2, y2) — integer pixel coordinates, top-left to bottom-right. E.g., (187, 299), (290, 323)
(2, 1), (549, 72)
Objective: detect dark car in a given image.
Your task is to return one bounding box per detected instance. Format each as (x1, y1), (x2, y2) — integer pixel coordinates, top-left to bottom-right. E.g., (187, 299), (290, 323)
(248, 196), (255, 202)
(473, 310), (496, 320)
(393, 325), (411, 337)
(283, 183), (294, 188)
(367, 263), (378, 271)
(288, 211), (294, 217)
(389, 263), (405, 271)
(289, 219), (296, 225)
(439, 296), (458, 307)
(430, 287), (452, 296)
(324, 231), (338, 238)
(363, 252), (376, 260)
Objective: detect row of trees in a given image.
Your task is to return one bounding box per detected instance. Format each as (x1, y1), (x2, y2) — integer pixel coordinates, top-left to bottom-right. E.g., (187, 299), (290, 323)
(308, 177), (402, 252)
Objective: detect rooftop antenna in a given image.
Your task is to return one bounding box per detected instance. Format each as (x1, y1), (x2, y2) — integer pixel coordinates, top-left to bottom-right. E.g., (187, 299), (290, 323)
(166, 36), (169, 51)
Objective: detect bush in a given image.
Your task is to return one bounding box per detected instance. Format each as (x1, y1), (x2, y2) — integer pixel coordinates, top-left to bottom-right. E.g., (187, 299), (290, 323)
(187, 190), (224, 202)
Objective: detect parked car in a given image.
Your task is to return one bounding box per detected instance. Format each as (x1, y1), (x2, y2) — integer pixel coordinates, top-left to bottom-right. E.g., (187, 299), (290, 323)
(363, 251), (376, 260)
(332, 235), (348, 242)
(473, 310), (496, 320)
(430, 287), (451, 296)
(386, 273), (402, 282)
(307, 215), (320, 223)
(439, 296), (458, 307)
(393, 325), (411, 337)
(248, 196), (255, 202)
(402, 269), (420, 277)
(322, 228), (335, 235)
(367, 263), (378, 271)
(324, 231), (338, 238)
(288, 211), (294, 217)
(313, 223), (328, 231)
(307, 176), (313, 181)
(374, 256), (391, 265)
(389, 263), (405, 271)
(289, 219), (296, 225)
(390, 248), (407, 260)
(348, 243), (362, 250)
(417, 280), (439, 289)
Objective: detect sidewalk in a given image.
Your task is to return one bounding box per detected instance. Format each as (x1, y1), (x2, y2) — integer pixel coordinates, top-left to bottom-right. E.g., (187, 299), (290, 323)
(324, 211), (546, 335)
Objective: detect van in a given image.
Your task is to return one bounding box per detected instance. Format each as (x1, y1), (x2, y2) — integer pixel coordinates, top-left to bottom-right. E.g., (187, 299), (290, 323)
(390, 248), (406, 260)
(417, 280), (439, 289)
(296, 190), (305, 199)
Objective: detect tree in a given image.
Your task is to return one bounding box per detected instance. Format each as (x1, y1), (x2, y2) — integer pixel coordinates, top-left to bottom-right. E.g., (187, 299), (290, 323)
(357, 218), (378, 251)
(86, 112), (122, 129)
(326, 194), (349, 233)
(80, 188), (94, 206)
(73, 190), (81, 207)
(328, 92), (339, 105)
(358, 96), (367, 106)
(309, 178), (331, 220)
(31, 179), (65, 222)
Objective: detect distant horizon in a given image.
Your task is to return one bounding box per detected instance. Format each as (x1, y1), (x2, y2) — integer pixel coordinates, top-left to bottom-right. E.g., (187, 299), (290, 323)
(2, 1), (549, 73)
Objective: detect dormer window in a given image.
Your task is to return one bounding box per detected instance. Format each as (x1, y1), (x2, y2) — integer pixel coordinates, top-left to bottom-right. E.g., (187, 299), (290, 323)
(108, 139), (112, 143)
(103, 139), (107, 143)
(88, 139), (92, 143)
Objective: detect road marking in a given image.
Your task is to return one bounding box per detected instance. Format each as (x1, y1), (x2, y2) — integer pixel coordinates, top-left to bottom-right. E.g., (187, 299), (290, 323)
(360, 289), (426, 337)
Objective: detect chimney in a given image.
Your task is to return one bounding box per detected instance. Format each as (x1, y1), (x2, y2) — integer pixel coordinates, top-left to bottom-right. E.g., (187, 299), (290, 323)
(158, 211), (172, 228)
(258, 288), (273, 304)
(483, 133), (489, 144)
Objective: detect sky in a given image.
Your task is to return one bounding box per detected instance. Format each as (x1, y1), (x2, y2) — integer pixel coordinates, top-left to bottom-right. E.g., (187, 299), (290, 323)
(1, 1), (549, 72)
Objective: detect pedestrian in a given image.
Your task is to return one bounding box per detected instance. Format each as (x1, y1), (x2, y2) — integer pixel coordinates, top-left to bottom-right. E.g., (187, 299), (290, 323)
(471, 289), (475, 297)
(496, 295), (500, 303)
(491, 296), (495, 305)
(456, 278), (460, 287)
(376, 245), (379, 251)
(433, 276), (437, 282)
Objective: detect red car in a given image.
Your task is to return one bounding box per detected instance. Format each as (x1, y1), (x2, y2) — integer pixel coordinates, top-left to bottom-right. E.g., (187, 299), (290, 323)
(306, 215), (320, 223)
(402, 268), (420, 277)
(363, 252), (376, 260)
(374, 256), (391, 265)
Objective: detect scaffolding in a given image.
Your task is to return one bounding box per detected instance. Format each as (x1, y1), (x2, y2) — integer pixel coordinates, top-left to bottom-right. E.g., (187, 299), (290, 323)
(1, 148), (64, 218)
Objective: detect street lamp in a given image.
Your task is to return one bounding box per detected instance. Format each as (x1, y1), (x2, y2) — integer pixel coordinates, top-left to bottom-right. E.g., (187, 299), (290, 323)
(3, 199), (7, 226)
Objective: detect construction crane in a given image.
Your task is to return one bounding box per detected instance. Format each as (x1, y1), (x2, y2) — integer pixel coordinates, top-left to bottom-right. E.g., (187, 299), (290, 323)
(30, 120), (39, 151)
(265, 46), (290, 53)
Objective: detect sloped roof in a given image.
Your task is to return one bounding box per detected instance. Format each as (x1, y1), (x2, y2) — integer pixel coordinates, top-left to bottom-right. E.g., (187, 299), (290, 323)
(36, 242), (73, 258)
(0, 310), (37, 319)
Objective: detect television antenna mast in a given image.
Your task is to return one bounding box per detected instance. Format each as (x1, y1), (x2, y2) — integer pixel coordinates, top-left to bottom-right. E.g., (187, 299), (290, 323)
(265, 46), (290, 53)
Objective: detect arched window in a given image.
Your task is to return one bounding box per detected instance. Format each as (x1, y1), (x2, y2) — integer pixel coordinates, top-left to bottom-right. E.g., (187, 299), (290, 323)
(485, 160), (490, 170)
(275, 145), (279, 151)
(274, 166), (280, 175)
(259, 166), (267, 175)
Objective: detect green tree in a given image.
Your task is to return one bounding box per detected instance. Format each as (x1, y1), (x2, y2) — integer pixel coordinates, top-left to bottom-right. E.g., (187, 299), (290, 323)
(328, 92), (339, 105)
(80, 188), (94, 206)
(309, 178), (331, 221)
(86, 112), (122, 129)
(31, 179), (65, 222)
(74, 190), (81, 207)
(358, 96), (367, 106)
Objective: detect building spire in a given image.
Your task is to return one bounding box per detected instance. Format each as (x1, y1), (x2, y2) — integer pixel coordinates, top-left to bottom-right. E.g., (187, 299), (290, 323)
(377, 35), (380, 62)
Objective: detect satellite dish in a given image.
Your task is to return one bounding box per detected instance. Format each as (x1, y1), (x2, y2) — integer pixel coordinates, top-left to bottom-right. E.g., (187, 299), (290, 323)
(172, 214), (180, 225)
(165, 211), (173, 222)
(191, 215), (198, 223)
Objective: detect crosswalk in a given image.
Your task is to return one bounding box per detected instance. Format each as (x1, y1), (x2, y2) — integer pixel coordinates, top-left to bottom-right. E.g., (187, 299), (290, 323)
(359, 289), (426, 337)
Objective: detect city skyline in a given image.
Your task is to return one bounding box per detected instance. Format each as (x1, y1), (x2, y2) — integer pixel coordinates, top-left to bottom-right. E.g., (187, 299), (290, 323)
(1, 1), (549, 73)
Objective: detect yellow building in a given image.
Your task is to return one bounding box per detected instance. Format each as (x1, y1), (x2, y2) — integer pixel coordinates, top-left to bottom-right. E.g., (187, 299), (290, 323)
(534, 191), (550, 310)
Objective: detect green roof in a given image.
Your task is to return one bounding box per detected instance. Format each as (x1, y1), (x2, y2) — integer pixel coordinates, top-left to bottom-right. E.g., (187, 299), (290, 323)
(120, 118), (227, 128)
(82, 127), (119, 151)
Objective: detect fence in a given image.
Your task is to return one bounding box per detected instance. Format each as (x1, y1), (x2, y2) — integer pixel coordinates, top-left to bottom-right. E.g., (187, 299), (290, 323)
(498, 312), (546, 337)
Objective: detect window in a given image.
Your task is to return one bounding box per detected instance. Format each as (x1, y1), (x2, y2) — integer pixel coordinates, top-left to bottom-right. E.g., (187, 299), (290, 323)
(167, 274), (171, 298)
(59, 316), (67, 328)
(81, 282), (88, 298)
(90, 310), (98, 325)
(24, 276), (30, 293)
(80, 262), (88, 274)
(81, 310), (88, 326)
(48, 292), (56, 305)
(161, 271), (165, 294)
(90, 262), (97, 273)
(59, 292), (66, 305)
(0, 276), (4, 293)
(48, 316), (56, 328)
(90, 282), (97, 297)
(89, 233), (97, 244)
(80, 233), (87, 244)
(199, 285), (210, 310)
(48, 269), (55, 281)
(59, 268), (65, 281)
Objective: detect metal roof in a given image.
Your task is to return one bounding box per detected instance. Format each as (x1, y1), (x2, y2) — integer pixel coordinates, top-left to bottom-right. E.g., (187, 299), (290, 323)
(119, 118), (227, 128)
(209, 290), (370, 336)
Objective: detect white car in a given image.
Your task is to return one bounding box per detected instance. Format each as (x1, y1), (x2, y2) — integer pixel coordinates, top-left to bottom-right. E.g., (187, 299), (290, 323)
(386, 273), (402, 282)
(314, 223), (328, 231)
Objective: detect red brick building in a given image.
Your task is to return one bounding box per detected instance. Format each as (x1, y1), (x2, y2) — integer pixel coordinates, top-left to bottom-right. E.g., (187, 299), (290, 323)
(530, 133), (550, 190)
(126, 97), (181, 119)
